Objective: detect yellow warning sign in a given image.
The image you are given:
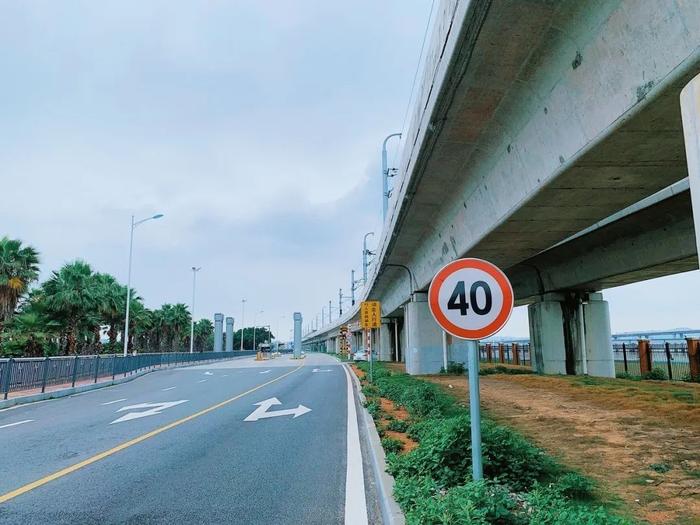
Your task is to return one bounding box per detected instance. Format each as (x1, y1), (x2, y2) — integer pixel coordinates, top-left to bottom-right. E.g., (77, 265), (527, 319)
(360, 301), (381, 329)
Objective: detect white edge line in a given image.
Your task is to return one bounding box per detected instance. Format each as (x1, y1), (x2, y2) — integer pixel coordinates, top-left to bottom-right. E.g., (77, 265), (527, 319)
(100, 398), (127, 406)
(343, 364), (369, 525)
(0, 419), (34, 429)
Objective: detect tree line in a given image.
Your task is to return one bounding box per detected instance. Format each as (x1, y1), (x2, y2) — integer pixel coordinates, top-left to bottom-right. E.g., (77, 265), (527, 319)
(0, 236), (214, 357)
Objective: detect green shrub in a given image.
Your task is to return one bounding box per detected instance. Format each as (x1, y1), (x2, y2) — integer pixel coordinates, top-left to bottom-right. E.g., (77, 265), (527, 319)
(388, 415), (556, 491)
(556, 472), (595, 499)
(642, 367), (667, 381)
(649, 463), (671, 474)
(375, 374), (459, 419)
(387, 419), (409, 433)
(615, 371), (635, 380)
(525, 484), (632, 524)
(381, 437), (404, 454)
(400, 480), (518, 525)
(364, 399), (381, 419)
(480, 364), (534, 376)
(440, 361), (466, 375)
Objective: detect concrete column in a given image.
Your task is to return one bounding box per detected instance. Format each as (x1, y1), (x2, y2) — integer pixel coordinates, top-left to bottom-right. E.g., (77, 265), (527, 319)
(528, 292), (615, 377)
(225, 317), (234, 352)
(687, 338), (700, 380)
(378, 320), (392, 361)
(528, 295), (568, 375)
(446, 333), (470, 367)
(214, 313), (224, 353)
(583, 294), (615, 377)
(405, 293), (443, 375)
(680, 74), (700, 258)
(293, 312), (302, 359)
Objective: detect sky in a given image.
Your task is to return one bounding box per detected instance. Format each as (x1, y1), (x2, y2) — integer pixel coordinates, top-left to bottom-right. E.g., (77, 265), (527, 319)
(1, 1), (699, 341)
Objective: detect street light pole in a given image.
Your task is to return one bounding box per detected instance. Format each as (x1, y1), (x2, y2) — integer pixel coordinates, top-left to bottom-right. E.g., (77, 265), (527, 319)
(123, 213), (164, 357)
(382, 133), (402, 220)
(363, 232), (375, 283)
(240, 299), (246, 351)
(253, 309), (263, 352)
(189, 266), (201, 353)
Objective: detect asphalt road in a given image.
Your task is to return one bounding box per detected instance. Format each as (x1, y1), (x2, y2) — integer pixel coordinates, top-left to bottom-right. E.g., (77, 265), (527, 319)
(0, 353), (374, 524)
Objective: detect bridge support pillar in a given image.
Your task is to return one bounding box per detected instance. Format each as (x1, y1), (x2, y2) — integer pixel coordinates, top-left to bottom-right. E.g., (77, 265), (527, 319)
(225, 317), (234, 352)
(680, 74), (700, 259)
(445, 333), (470, 367)
(378, 320), (392, 361)
(528, 292), (614, 377)
(214, 313), (224, 353)
(405, 293), (444, 375)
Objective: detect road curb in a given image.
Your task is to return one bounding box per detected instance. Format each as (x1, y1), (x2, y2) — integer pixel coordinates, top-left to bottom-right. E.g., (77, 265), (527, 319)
(348, 363), (406, 525)
(0, 355), (247, 411)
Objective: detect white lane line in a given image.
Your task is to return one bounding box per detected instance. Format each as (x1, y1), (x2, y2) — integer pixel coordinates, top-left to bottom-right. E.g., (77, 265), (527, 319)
(198, 379), (208, 383)
(162, 387), (176, 391)
(0, 419), (34, 429)
(342, 364), (369, 525)
(100, 398), (127, 406)
(259, 370), (272, 374)
(222, 375), (229, 377)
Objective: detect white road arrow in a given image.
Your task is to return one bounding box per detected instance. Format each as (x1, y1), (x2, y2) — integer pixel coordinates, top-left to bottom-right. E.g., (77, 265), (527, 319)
(204, 371), (213, 375)
(312, 368), (333, 373)
(243, 397), (311, 422)
(110, 400), (189, 424)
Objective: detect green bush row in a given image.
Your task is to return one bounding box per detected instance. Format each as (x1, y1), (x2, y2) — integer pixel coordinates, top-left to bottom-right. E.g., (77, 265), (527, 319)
(357, 362), (632, 524)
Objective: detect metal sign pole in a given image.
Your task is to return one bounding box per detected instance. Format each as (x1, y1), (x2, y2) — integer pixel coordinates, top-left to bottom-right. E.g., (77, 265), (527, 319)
(466, 339), (483, 480)
(367, 329), (373, 383)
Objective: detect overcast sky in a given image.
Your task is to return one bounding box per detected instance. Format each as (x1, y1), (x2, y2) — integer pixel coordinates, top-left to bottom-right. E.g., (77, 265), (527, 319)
(2, 1), (699, 340)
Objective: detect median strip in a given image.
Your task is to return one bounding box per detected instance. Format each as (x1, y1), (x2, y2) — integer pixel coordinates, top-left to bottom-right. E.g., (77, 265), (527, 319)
(0, 365), (303, 504)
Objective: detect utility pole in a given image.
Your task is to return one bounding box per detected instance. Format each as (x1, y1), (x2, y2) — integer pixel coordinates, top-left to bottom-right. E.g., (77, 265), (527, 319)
(189, 266), (201, 353)
(363, 232), (375, 284)
(382, 133), (402, 220)
(339, 288), (343, 316)
(328, 300), (332, 323)
(240, 299), (246, 351)
(351, 270), (356, 306)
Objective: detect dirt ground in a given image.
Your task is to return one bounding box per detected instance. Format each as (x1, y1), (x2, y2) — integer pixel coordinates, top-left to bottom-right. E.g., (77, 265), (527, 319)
(386, 363), (700, 525)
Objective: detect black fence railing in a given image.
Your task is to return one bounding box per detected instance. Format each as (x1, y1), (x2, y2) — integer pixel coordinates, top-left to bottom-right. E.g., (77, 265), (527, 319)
(0, 351), (256, 400)
(478, 343), (531, 367)
(613, 342), (690, 380)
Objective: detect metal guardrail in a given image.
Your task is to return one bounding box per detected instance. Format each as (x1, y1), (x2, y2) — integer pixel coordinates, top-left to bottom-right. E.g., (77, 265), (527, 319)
(0, 351), (256, 399)
(613, 342), (690, 380)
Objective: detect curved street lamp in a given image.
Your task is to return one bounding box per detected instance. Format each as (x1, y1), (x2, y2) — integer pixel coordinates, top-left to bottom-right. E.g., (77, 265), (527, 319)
(123, 213), (164, 356)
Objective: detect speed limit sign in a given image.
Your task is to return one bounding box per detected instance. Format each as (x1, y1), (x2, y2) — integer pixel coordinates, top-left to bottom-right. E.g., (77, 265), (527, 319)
(428, 258), (514, 340)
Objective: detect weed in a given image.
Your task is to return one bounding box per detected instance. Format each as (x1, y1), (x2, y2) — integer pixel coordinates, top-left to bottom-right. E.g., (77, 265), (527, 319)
(643, 367), (667, 381)
(649, 463), (671, 474)
(387, 419), (409, 433)
(382, 437), (405, 454)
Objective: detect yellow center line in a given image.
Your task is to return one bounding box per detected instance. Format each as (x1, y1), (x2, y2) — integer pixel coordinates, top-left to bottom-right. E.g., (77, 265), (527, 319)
(0, 365), (303, 504)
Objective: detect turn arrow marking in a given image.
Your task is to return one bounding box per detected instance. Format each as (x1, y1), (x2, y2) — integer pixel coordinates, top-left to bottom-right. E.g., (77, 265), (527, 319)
(243, 397), (311, 422)
(312, 368), (332, 373)
(110, 400), (189, 424)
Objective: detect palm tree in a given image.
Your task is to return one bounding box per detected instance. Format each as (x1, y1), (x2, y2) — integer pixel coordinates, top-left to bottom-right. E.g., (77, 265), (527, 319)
(40, 260), (99, 354)
(194, 319), (214, 352)
(0, 237), (40, 332)
(1, 309), (60, 357)
(166, 303), (191, 351)
(94, 273), (125, 348)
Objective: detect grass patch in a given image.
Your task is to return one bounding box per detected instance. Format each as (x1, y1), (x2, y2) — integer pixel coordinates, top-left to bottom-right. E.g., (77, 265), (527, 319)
(354, 361), (631, 524)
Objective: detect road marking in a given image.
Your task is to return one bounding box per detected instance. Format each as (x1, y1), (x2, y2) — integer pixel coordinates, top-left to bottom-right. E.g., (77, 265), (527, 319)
(0, 419), (34, 429)
(222, 374), (229, 377)
(312, 368), (333, 373)
(198, 379), (208, 383)
(259, 370), (271, 374)
(111, 401), (189, 424)
(204, 371), (213, 376)
(0, 365), (303, 504)
(162, 387), (176, 391)
(243, 397), (311, 422)
(100, 398), (127, 406)
(343, 364), (369, 525)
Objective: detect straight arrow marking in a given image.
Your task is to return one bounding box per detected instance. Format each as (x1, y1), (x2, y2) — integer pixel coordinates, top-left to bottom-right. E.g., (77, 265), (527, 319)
(243, 397), (311, 422)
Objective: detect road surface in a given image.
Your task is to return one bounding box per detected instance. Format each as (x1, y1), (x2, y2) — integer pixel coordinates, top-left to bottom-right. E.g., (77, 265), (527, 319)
(0, 353), (378, 524)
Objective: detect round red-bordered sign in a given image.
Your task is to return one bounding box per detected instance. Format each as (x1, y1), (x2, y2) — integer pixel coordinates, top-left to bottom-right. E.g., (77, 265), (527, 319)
(428, 258), (514, 340)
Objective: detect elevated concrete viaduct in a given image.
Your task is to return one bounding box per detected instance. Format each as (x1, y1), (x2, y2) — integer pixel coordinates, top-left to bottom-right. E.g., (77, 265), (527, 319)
(304, 0), (700, 378)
